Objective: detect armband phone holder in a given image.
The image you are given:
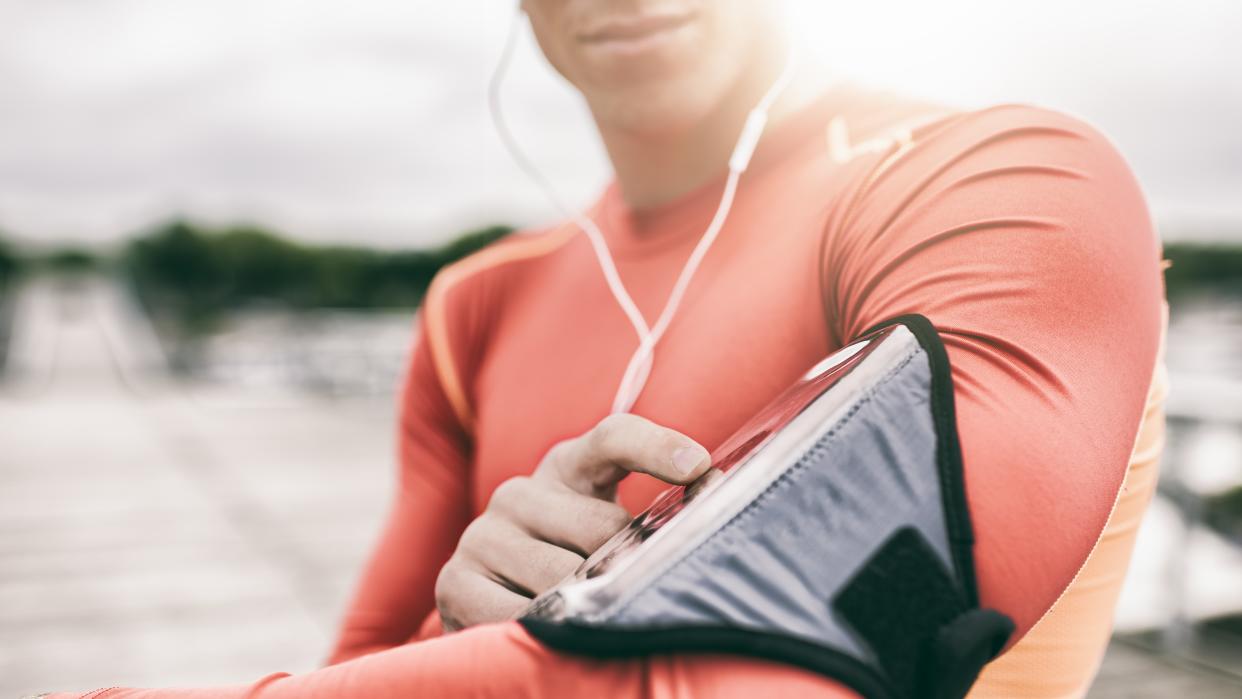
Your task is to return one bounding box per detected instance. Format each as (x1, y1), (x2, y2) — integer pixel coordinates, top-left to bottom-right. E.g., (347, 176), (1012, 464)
(520, 315), (1013, 699)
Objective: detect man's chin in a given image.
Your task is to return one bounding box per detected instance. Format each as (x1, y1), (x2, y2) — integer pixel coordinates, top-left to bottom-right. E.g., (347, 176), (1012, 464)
(587, 83), (718, 138)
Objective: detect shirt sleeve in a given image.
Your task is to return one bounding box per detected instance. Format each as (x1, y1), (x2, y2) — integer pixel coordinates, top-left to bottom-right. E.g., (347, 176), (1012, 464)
(325, 310), (473, 664)
(44, 104), (1164, 699)
(819, 103), (1164, 640)
(48, 623), (860, 699)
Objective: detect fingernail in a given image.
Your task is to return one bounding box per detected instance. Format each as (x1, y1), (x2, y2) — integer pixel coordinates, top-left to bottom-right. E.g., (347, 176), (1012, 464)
(672, 446), (706, 476)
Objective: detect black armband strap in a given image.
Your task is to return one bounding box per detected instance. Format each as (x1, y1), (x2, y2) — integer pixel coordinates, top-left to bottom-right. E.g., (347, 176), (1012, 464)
(521, 315), (1013, 699)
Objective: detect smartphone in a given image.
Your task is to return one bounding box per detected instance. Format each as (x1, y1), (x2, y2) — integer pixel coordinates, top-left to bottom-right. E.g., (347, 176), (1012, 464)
(523, 323), (907, 622)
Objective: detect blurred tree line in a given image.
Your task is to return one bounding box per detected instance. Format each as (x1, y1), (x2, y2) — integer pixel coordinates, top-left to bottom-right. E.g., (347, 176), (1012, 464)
(115, 231), (1242, 329)
(120, 220), (511, 334)
(1, 225), (1241, 333)
(1162, 242), (1242, 300)
(0, 234), (20, 370)
(0, 235), (19, 292)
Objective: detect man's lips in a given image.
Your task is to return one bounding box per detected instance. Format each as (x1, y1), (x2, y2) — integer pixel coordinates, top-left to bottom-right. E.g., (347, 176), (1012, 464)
(576, 10), (697, 46)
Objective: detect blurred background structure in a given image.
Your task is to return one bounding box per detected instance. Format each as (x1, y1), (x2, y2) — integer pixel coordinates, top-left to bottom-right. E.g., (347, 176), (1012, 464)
(1, 1), (1240, 696)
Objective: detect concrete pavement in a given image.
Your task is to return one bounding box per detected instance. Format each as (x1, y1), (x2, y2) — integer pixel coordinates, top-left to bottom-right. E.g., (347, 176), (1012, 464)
(1, 277), (1240, 697)
(0, 279), (394, 695)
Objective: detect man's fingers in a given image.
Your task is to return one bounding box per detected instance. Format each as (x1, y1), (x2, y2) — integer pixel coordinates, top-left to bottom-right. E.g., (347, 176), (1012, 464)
(537, 413), (712, 496)
(438, 416), (712, 633)
(435, 562), (530, 632)
(490, 477), (632, 555)
(464, 517), (585, 596)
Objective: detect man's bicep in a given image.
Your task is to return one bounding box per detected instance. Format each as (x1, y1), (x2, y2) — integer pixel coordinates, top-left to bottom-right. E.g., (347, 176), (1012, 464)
(823, 105), (1163, 638)
(327, 316), (473, 664)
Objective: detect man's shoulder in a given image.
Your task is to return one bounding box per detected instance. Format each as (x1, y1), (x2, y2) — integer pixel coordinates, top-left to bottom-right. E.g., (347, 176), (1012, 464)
(941, 101), (1118, 152)
(418, 224), (579, 428)
(830, 86), (1137, 203)
(832, 83), (1119, 167)
(912, 98), (1133, 178)
(427, 224), (578, 309)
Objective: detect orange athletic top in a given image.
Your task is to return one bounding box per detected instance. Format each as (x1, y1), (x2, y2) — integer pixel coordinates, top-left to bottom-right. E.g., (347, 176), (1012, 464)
(56, 82), (1166, 698)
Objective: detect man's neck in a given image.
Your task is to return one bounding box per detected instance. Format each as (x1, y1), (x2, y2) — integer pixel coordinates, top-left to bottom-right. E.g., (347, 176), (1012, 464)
(594, 51), (829, 210)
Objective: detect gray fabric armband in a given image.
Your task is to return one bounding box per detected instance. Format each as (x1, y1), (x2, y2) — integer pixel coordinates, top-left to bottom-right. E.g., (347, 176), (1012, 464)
(521, 315), (1013, 699)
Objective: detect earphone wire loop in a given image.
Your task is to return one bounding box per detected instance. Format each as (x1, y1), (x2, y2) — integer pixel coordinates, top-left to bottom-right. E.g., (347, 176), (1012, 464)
(610, 41), (801, 413)
(488, 9), (653, 348)
(488, 13), (800, 416)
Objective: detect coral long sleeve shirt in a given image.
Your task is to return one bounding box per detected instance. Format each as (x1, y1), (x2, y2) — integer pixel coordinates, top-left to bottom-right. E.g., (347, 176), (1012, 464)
(58, 82), (1166, 698)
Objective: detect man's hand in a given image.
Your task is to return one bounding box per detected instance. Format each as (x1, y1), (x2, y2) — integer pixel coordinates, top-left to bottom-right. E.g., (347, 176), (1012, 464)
(435, 413), (712, 632)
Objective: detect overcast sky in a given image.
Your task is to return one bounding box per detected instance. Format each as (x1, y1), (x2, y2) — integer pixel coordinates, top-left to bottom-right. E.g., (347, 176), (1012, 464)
(1, 0), (1239, 248)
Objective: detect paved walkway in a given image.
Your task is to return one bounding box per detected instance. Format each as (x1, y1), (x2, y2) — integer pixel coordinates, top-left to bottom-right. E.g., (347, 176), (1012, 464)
(1093, 632), (1242, 698)
(1, 279), (1240, 697)
(0, 280), (392, 695)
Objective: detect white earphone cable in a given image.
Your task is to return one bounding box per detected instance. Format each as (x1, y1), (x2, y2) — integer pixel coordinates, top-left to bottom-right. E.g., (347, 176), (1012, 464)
(488, 12), (652, 347)
(488, 10), (799, 414)
(610, 46), (801, 413)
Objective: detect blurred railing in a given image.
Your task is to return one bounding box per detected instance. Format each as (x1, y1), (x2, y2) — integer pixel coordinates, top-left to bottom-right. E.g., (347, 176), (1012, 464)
(1148, 376), (1242, 670)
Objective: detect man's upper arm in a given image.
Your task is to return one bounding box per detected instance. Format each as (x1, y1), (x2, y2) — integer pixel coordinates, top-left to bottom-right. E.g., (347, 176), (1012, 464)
(821, 104), (1164, 639)
(327, 309), (473, 664)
